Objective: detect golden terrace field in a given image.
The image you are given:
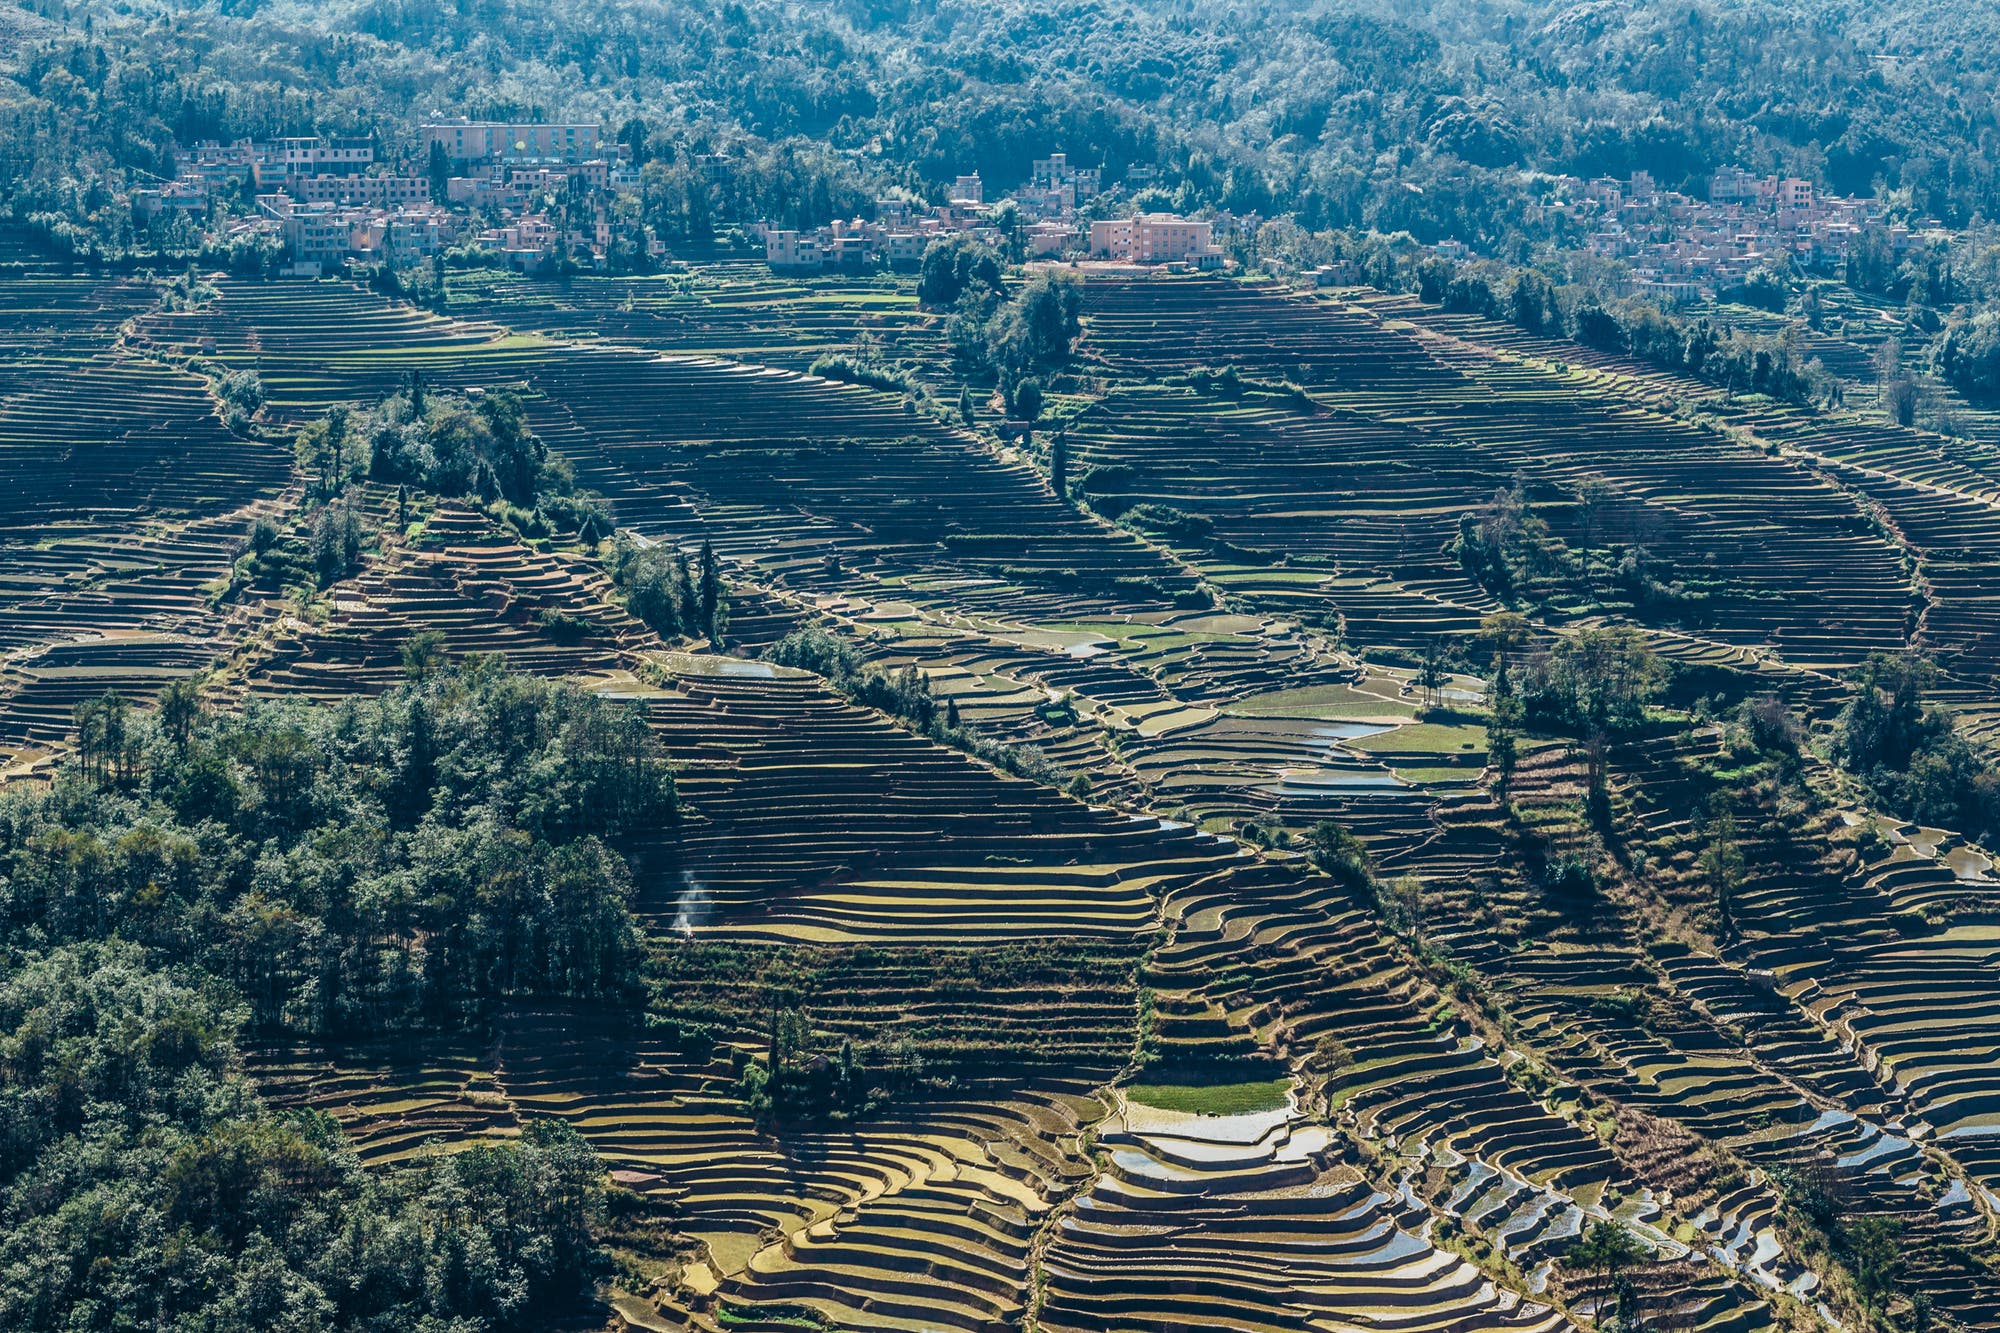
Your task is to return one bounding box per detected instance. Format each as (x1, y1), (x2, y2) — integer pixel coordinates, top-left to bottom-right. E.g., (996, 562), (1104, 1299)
(11, 255), (2000, 1332)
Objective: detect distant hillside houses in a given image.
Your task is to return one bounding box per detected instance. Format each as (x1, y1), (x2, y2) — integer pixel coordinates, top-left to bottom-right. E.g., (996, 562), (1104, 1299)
(758, 201), (994, 274)
(151, 123), (660, 276)
(759, 149), (1226, 275)
(1466, 164), (1945, 303)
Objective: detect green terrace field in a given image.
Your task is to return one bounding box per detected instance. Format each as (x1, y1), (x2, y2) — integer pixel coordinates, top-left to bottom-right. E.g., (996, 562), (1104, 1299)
(19, 258), (2000, 1332)
(444, 265), (939, 371)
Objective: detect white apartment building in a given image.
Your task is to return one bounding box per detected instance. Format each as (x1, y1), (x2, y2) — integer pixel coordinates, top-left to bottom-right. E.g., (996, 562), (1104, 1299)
(423, 121), (601, 163)
(293, 175), (429, 206)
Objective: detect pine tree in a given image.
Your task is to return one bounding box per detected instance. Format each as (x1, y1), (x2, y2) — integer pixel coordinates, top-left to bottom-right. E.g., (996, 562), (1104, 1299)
(426, 138), (450, 203)
(698, 540), (724, 643)
(1488, 654), (1521, 794)
(1050, 426), (1069, 501)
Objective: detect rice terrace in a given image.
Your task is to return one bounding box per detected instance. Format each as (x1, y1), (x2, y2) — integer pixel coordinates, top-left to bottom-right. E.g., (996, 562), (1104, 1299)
(13, 3), (2000, 1332)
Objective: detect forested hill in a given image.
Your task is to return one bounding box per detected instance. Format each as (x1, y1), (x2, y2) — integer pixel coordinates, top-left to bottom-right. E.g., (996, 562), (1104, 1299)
(6, 0), (2000, 248)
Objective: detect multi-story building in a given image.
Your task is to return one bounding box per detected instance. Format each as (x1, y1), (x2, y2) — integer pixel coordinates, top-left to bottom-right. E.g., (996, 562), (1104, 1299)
(422, 121), (602, 164)
(950, 173), (984, 206)
(1088, 217), (1133, 259)
(1027, 221), (1081, 257)
(765, 229), (825, 272)
(132, 180), (212, 220)
(292, 174), (430, 206)
(173, 140), (259, 186)
(271, 203), (354, 272)
(879, 232), (929, 267)
(251, 137), (374, 189)
(1091, 213), (1222, 266)
(1032, 152), (1101, 200)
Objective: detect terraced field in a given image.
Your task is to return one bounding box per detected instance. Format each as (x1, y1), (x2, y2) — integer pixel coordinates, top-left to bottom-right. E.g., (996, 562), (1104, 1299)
(447, 266), (937, 371)
(1076, 280), (1917, 676)
(20, 257), (2000, 1332)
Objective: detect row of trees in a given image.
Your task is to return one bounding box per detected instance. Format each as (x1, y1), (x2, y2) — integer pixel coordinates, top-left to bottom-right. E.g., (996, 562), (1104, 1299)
(766, 626), (1080, 792)
(1415, 260), (1832, 406)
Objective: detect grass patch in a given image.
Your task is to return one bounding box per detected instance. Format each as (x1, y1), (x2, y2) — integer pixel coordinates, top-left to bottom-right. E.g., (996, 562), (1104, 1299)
(1125, 1077), (1290, 1116)
(1348, 721), (1488, 754)
(1230, 684), (1411, 718)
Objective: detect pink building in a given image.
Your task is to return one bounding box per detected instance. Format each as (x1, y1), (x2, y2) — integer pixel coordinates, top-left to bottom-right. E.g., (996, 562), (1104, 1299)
(1090, 213), (1221, 266)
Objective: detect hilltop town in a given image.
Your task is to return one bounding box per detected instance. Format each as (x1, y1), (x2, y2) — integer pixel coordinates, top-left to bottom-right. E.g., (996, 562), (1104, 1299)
(140, 127), (1228, 280)
(130, 120), (1949, 306)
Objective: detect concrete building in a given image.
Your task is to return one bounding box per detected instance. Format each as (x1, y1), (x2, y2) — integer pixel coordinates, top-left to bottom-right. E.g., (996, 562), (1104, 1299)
(422, 121), (602, 164)
(293, 174), (430, 206)
(251, 137), (374, 188)
(950, 173), (984, 206)
(1026, 221), (1081, 257)
(1032, 152), (1101, 199)
(1088, 217), (1134, 259)
(765, 229), (825, 272)
(132, 180), (211, 220)
(1091, 213), (1221, 266)
(273, 204), (354, 270)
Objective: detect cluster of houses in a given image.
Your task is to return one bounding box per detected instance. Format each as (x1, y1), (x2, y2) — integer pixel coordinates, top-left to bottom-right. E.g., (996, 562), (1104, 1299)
(138, 125), (1236, 279)
(1520, 167), (1940, 303)
(143, 123), (659, 276)
(759, 152), (1231, 275)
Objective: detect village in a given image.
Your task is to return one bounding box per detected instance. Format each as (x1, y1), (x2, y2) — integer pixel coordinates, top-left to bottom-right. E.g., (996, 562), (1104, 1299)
(138, 121), (652, 276)
(133, 126), (1232, 278)
(134, 125), (1230, 278)
(131, 119), (1947, 300)
(756, 152), (1230, 273)
(1527, 165), (1944, 302)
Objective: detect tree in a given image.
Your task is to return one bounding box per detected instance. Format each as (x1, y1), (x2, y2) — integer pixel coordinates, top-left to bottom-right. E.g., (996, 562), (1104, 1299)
(698, 540), (724, 643)
(1010, 377), (1043, 421)
(1049, 427), (1069, 501)
(310, 502), (363, 586)
(1488, 654), (1521, 793)
(1307, 820), (1374, 894)
(1697, 806), (1745, 944)
(1567, 1220), (1647, 1322)
(1847, 1215), (1902, 1301)
(74, 689), (135, 786)
(1876, 336), (1918, 426)
(427, 138), (451, 203)
(401, 629), (449, 684)
(157, 677), (203, 752)
(1418, 637), (1446, 709)
(917, 235), (1003, 308)
(1382, 873), (1425, 937)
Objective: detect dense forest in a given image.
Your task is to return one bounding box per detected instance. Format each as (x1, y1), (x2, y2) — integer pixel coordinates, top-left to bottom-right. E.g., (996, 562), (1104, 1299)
(0, 662), (672, 1329)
